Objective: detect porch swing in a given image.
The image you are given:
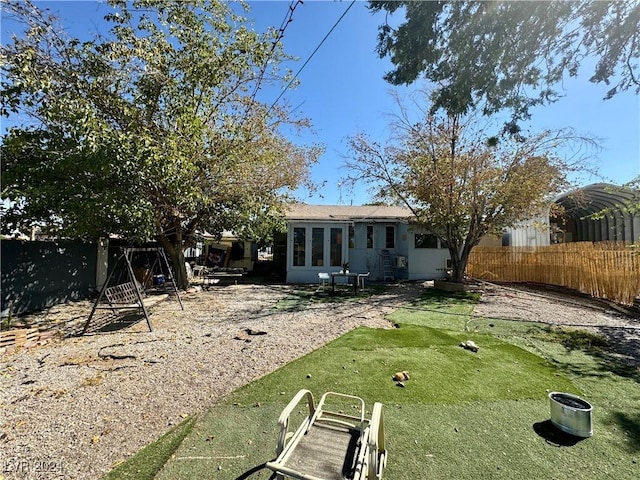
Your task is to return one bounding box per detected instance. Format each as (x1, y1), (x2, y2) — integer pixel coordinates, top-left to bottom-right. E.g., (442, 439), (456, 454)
(82, 246), (183, 334)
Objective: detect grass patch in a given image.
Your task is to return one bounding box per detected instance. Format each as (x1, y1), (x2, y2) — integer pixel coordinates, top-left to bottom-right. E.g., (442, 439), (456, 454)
(109, 286), (640, 479)
(553, 328), (610, 351)
(103, 416), (196, 480)
(274, 284), (386, 311)
(228, 325), (576, 408)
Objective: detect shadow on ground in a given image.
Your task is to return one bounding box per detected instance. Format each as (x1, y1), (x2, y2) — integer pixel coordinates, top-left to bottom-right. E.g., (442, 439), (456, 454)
(233, 463), (277, 480)
(604, 411), (640, 453)
(68, 313), (148, 336)
(533, 420), (587, 447)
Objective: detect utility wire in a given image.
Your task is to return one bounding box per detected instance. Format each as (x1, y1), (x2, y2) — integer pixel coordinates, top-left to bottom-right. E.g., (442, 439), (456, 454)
(241, 0), (303, 125)
(269, 0), (356, 113)
(249, 0), (302, 102)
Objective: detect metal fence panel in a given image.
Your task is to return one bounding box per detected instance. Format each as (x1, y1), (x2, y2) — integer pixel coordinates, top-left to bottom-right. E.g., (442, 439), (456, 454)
(1, 239), (97, 316)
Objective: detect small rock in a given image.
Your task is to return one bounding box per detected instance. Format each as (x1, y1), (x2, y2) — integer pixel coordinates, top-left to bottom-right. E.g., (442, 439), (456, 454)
(392, 371), (410, 382)
(460, 340), (479, 352)
(246, 328), (267, 336)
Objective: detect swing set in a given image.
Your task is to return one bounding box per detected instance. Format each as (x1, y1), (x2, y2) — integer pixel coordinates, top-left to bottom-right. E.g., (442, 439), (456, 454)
(82, 247), (183, 334)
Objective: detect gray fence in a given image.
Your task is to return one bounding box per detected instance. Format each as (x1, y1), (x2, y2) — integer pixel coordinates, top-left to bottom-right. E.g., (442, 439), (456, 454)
(1, 239), (98, 316)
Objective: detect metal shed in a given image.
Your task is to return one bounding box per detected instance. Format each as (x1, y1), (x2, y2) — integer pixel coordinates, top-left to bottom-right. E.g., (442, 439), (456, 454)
(552, 183), (640, 243)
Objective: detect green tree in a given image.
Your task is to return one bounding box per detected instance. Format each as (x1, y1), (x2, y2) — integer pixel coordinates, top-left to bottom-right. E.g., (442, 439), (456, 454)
(369, 1), (640, 121)
(344, 91), (596, 282)
(1, 0), (321, 288)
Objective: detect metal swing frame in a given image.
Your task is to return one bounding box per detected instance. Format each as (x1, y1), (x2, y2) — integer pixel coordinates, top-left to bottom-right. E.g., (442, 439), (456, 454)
(82, 247), (183, 334)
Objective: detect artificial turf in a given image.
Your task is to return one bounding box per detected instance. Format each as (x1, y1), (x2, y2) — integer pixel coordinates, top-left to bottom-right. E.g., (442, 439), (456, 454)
(105, 286), (640, 480)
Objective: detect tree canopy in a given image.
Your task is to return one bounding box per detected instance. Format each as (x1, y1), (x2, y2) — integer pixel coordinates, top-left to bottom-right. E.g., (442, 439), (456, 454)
(345, 91), (596, 282)
(369, 1), (640, 121)
(1, 0), (321, 287)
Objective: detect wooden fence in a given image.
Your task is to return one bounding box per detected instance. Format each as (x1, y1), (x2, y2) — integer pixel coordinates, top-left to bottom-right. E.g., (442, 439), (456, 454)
(466, 242), (640, 306)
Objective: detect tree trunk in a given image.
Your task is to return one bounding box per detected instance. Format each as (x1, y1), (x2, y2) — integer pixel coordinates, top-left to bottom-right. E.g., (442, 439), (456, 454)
(158, 237), (189, 290)
(449, 245), (471, 283)
(450, 256), (465, 283)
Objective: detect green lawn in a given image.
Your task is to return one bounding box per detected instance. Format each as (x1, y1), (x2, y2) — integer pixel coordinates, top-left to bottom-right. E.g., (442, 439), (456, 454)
(105, 287), (640, 480)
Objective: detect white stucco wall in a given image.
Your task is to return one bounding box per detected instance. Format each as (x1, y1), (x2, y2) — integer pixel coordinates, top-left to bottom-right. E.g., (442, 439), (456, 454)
(406, 226), (450, 280)
(286, 221), (350, 284)
(285, 221), (460, 284)
(286, 221), (413, 284)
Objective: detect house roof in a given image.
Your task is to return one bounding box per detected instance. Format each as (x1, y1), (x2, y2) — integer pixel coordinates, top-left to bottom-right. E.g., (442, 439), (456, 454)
(285, 204), (413, 222)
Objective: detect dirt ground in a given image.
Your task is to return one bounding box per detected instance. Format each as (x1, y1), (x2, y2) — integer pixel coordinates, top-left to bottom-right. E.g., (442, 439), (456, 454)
(1, 281), (638, 480)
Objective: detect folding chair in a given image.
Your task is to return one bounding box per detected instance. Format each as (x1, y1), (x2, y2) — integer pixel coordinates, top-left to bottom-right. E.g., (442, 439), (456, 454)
(266, 389), (387, 480)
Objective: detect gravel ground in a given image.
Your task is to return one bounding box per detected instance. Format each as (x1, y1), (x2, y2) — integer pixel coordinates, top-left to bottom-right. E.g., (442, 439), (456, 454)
(0, 282), (419, 480)
(1, 281), (638, 480)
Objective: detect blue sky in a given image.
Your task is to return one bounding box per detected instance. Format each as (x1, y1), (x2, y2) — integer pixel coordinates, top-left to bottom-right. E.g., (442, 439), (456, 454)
(3, 0), (639, 206)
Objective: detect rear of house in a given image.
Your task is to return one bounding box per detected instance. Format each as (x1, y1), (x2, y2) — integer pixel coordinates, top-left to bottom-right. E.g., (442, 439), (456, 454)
(283, 205), (451, 284)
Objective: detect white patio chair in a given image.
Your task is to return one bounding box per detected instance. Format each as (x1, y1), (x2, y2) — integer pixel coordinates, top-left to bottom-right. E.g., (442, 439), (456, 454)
(358, 272), (370, 291)
(318, 272), (330, 292)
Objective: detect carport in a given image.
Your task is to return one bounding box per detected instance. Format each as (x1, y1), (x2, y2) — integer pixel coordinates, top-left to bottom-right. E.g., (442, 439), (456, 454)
(552, 183), (639, 243)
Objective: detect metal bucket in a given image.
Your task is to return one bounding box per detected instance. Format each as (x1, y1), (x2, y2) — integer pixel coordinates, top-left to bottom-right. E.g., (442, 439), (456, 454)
(549, 392), (593, 437)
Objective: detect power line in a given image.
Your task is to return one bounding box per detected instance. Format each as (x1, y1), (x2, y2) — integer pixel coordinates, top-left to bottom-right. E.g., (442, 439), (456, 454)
(248, 0), (302, 103)
(269, 0), (356, 113)
(241, 1), (303, 124)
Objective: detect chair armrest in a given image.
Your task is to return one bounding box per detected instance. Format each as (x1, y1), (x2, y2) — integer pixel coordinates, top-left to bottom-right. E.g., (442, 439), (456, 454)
(368, 402), (387, 480)
(275, 389), (316, 455)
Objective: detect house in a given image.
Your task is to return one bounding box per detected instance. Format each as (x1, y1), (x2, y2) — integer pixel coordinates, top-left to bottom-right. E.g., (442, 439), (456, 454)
(283, 204), (451, 284)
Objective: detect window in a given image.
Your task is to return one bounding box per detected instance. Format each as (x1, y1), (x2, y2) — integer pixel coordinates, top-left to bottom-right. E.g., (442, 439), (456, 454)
(414, 233), (439, 249)
(293, 227), (305, 266)
(366, 225), (374, 249)
(312, 227), (324, 266)
(414, 234), (449, 249)
(348, 224), (355, 248)
(385, 225), (395, 249)
(330, 227), (343, 266)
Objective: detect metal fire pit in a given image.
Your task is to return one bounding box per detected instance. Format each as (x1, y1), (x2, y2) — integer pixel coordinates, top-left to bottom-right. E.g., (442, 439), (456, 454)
(549, 392), (593, 438)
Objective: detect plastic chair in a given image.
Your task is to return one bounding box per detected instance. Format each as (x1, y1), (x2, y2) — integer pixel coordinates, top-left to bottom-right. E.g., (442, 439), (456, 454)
(357, 272), (370, 291)
(318, 272), (330, 292)
(266, 389), (386, 480)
